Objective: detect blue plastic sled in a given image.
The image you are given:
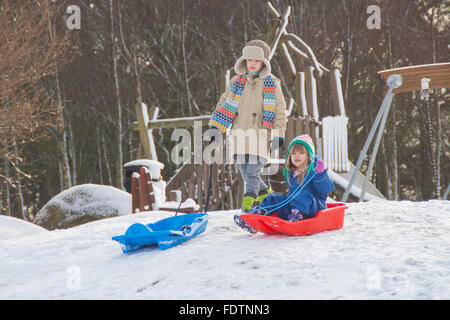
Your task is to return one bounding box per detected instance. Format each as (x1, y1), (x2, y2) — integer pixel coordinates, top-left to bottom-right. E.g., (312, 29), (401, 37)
(112, 213), (208, 253)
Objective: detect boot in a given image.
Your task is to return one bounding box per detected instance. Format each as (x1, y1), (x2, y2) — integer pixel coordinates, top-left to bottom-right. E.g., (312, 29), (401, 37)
(241, 194), (256, 213)
(234, 213), (257, 234)
(256, 187), (271, 205)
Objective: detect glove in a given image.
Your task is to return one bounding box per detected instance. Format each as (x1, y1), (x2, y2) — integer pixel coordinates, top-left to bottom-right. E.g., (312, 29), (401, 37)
(314, 156), (325, 174)
(286, 209), (306, 222)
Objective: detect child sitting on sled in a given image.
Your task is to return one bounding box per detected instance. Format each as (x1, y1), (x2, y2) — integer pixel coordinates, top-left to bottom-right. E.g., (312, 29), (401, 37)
(234, 134), (335, 233)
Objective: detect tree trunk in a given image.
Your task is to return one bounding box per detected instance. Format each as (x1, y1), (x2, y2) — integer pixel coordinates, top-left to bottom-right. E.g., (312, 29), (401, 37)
(386, 4), (398, 200)
(46, 0), (72, 189)
(110, 0), (123, 189)
(4, 139), (11, 216)
(68, 120), (77, 186)
(13, 139), (26, 220)
(102, 134), (113, 186)
(96, 124), (104, 185)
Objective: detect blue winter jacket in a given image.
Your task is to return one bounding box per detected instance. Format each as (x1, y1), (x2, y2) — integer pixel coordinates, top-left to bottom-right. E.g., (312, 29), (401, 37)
(260, 170), (334, 219)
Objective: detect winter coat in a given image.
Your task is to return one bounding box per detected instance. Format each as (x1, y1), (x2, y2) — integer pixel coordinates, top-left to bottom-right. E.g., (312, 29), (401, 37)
(214, 73), (287, 160)
(260, 169), (335, 219)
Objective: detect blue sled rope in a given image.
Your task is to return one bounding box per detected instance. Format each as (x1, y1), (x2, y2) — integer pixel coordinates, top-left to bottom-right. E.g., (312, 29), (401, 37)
(256, 170), (317, 216)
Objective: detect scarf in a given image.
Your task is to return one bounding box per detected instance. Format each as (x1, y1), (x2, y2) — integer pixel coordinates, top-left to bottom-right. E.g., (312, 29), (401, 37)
(209, 74), (276, 133)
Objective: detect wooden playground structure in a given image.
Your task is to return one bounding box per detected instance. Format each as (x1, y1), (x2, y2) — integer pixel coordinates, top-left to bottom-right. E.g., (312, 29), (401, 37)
(129, 2), (450, 212)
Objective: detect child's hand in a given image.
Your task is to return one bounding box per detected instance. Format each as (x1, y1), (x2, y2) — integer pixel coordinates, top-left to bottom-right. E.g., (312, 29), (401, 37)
(314, 157), (325, 174)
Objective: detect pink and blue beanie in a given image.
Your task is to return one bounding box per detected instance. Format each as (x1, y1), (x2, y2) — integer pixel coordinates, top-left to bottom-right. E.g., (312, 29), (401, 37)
(282, 134), (316, 179)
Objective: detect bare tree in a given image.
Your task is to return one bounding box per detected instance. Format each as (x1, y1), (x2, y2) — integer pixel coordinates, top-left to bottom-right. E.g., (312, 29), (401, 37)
(0, 0), (72, 147)
(110, 0), (124, 189)
(0, 0), (72, 217)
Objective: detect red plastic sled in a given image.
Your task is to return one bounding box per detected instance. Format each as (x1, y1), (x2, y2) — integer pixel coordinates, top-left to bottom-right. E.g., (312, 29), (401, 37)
(240, 203), (347, 236)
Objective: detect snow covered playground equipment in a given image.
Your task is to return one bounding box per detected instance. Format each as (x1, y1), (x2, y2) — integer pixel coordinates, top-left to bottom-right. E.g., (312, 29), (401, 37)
(344, 62), (450, 202)
(128, 2), (450, 213)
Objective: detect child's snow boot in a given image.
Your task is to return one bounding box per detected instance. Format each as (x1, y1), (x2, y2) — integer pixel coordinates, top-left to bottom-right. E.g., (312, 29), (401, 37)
(256, 187), (271, 205)
(286, 209), (306, 222)
(234, 213), (257, 234)
(234, 194), (257, 234)
(241, 194), (256, 213)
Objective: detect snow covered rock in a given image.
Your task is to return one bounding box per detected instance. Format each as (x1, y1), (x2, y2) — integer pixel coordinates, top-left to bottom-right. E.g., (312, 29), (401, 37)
(33, 184), (131, 230)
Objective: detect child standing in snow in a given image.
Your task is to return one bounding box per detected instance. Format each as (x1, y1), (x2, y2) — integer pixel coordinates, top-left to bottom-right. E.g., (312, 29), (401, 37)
(208, 40), (287, 214)
(235, 134), (335, 233)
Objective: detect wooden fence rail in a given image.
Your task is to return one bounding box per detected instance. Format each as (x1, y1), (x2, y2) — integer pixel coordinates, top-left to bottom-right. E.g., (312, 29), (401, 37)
(166, 159), (240, 212)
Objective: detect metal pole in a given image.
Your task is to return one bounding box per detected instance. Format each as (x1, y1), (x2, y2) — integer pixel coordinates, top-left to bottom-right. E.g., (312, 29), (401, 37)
(204, 163), (214, 213)
(359, 91), (395, 201)
(342, 74), (402, 202)
(443, 183), (450, 200)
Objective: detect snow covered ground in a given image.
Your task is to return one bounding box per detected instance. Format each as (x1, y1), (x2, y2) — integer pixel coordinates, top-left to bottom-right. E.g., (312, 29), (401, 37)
(1, 199), (449, 300)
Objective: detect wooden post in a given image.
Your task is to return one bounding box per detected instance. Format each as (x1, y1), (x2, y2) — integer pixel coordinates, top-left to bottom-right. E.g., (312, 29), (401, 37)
(225, 164), (232, 187)
(305, 66), (320, 147)
(305, 67), (319, 121)
(131, 173), (140, 213)
(294, 117), (305, 137)
(139, 167), (155, 211)
(303, 116), (311, 137)
(330, 69), (346, 116)
(196, 164), (203, 211)
(295, 72), (308, 117)
(212, 163), (219, 207)
(203, 164), (209, 209)
(135, 103), (159, 160)
(220, 163), (225, 198)
(135, 103), (152, 159)
(286, 117), (295, 142)
(237, 173), (244, 209)
(218, 163), (224, 206)
(268, 6), (291, 60)
(187, 172), (195, 200)
(281, 42), (296, 77)
(137, 143), (144, 159)
(147, 105), (159, 161)
(167, 190), (179, 202)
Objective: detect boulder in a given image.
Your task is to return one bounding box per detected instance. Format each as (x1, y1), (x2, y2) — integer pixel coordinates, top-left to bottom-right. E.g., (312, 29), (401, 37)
(33, 184), (131, 230)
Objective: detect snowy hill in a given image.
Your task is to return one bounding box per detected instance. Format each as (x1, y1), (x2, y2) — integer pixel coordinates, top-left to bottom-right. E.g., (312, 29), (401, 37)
(1, 200), (449, 300)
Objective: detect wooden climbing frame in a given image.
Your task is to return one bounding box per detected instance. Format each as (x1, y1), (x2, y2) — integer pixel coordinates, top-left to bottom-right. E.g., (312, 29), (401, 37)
(131, 1), (387, 208)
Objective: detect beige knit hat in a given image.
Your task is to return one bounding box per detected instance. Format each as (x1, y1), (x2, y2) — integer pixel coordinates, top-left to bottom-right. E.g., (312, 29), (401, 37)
(234, 40), (271, 78)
